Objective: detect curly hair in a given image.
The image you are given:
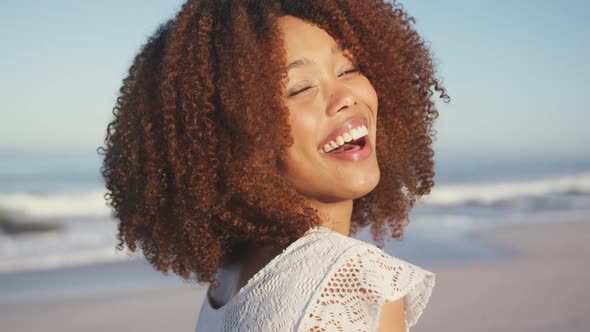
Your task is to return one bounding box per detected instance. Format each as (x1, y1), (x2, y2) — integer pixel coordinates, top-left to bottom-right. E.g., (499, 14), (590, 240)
(97, 0), (449, 284)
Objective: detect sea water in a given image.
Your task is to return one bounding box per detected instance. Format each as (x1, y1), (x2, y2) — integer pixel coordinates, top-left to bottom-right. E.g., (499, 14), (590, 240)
(1, 148), (588, 301)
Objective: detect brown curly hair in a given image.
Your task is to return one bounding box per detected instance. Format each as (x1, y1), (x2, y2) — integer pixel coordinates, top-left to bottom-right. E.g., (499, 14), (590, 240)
(97, 0), (449, 284)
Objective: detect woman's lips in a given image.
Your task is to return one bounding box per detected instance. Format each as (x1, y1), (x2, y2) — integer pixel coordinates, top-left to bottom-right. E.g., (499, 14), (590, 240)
(320, 135), (372, 161)
(317, 115), (369, 152)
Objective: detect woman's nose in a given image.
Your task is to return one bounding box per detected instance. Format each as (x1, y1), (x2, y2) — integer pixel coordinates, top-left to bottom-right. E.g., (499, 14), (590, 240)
(325, 82), (357, 116)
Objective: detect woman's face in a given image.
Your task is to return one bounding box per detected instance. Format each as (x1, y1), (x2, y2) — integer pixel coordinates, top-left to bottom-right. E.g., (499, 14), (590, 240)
(277, 15), (380, 204)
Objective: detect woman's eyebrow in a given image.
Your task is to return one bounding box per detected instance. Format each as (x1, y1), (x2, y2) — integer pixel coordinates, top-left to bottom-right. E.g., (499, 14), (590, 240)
(284, 43), (347, 72)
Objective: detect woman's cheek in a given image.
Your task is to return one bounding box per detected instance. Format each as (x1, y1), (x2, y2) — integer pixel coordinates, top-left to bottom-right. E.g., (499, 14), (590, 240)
(365, 80), (379, 111)
(286, 106), (312, 147)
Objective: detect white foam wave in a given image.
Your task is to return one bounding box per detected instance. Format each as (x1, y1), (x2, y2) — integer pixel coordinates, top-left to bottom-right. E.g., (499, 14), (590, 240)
(0, 247), (143, 274)
(0, 219), (143, 274)
(2, 172), (590, 219)
(420, 171), (590, 206)
(0, 189), (111, 218)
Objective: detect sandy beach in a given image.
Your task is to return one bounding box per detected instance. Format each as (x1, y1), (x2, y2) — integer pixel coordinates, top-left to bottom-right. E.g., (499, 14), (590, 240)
(415, 218), (590, 332)
(1, 218), (589, 332)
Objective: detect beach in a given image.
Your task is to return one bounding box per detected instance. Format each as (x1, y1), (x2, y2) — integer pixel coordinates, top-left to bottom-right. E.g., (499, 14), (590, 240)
(415, 217), (590, 332)
(0, 283), (203, 332)
(1, 217), (588, 332)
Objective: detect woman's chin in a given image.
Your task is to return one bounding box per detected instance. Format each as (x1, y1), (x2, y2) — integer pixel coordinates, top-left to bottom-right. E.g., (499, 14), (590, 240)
(321, 170), (381, 202)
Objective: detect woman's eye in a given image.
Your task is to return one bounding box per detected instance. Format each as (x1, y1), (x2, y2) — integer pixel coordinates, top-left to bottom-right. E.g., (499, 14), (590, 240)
(287, 68), (361, 97)
(339, 67), (361, 77)
(288, 86), (312, 97)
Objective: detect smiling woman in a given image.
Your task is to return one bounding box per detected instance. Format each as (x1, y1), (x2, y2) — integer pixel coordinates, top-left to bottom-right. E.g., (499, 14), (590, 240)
(97, 0), (448, 331)
(277, 15), (381, 216)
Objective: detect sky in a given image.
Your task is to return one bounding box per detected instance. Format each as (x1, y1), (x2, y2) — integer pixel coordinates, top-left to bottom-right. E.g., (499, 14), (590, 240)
(1, 0), (588, 156)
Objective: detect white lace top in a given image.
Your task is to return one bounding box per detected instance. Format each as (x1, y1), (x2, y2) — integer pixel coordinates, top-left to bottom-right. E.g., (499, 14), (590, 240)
(195, 226), (435, 332)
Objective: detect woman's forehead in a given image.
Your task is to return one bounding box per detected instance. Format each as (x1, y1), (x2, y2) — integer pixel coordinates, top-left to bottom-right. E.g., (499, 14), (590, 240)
(277, 16), (350, 70)
(277, 16), (338, 56)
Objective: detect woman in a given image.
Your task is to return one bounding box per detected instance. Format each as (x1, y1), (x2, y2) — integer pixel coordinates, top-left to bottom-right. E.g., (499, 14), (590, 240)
(99, 0), (449, 331)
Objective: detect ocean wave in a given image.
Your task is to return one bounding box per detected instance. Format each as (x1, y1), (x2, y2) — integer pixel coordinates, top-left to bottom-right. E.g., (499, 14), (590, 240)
(419, 171), (590, 206)
(0, 190), (111, 218)
(0, 210), (587, 274)
(0, 246), (143, 274)
(0, 219), (142, 274)
(1, 171), (589, 219)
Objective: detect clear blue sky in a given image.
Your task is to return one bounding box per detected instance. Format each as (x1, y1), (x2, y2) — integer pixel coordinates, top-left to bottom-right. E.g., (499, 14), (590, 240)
(1, 0), (588, 156)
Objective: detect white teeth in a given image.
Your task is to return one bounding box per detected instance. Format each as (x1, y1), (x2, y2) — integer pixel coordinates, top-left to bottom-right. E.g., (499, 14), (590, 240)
(343, 133), (353, 142)
(360, 126), (368, 137)
(321, 125), (369, 153)
(358, 126), (368, 138)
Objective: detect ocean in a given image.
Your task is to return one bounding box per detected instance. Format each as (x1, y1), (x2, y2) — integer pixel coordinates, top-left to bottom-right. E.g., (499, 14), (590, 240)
(1, 148), (589, 301)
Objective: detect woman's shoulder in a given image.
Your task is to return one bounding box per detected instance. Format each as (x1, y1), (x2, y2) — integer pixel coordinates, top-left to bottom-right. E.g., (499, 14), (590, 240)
(197, 226), (435, 331)
(296, 228), (436, 331)
(201, 226), (365, 331)
(265, 225), (368, 283)
(299, 225), (369, 254)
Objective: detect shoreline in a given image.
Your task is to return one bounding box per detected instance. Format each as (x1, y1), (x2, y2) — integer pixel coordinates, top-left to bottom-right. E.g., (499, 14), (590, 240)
(1, 218), (588, 331)
(414, 217), (590, 332)
(0, 219), (501, 304)
(0, 258), (193, 304)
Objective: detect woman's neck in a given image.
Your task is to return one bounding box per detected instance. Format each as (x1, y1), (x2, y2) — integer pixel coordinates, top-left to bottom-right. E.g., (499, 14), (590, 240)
(307, 198), (353, 236)
(210, 199), (353, 307)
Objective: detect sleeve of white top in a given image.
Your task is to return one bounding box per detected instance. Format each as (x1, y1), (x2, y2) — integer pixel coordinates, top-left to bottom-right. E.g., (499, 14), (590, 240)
(358, 246), (436, 330)
(297, 243), (435, 332)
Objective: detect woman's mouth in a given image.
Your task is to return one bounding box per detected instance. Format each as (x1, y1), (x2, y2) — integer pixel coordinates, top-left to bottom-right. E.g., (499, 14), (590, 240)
(318, 123), (368, 152)
(317, 115), (372, 161)
(326, 135), (366, 153)
(319, 134), (372, 161)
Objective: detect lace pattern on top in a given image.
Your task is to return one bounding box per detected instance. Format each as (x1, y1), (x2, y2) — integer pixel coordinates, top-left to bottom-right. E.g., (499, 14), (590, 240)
(297, 246), (435, 332)
(194, 227), (435, 332)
